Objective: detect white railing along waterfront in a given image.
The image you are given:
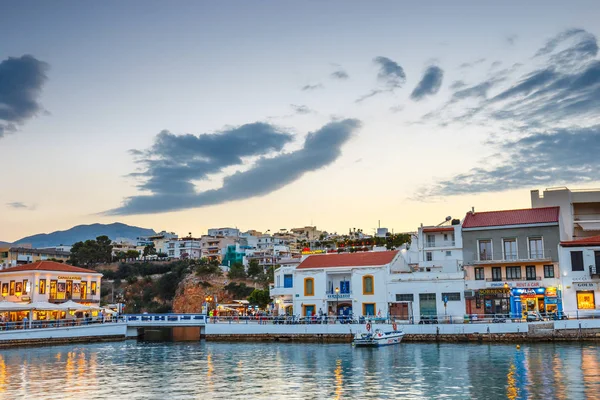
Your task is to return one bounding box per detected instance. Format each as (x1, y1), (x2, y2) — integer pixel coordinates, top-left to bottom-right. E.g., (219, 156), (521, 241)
(0, 317), (121, 331)
(125, 313), (206, 324)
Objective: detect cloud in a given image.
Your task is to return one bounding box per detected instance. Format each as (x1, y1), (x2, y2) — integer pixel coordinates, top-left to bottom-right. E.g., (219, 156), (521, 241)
(459, 58), (486, 69)
(106, 119), (361, 215)
(373, 56), (406, 89)
(419, 126), (600, 196)
(128, 123), (294, 196)
(0, 55), (49, 138)
(290, 104), (313, 115)
(389, 105), (404, 113)
(331, 69), (349, 80)
(301, 83), (324, 91)
(506, 35), (518, 46)
(490, 61), (502, 69)
(356, 56), (406, 103)
(450, 80), (467, 90)
(410, 66), (444, 101)
(415, 28), (600, 197)
(6, 202), (36, 210)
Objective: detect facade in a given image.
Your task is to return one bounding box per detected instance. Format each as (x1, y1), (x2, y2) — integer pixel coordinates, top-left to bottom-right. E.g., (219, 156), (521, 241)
(531, 187), (600, 241)
(417, 223), (463, 273)
(207, 227), (240, 237)
(292, 251), (399, 318)
(462, 207), (562, 318)
(0, 247), (71, 270)
(558, 235), (600, 315)
(0, 260), (102, 305)
(270, 259), (302, 315)
(290, 226), (322, 241)
(167, 238), (202, 259)
(200, 236), (237, 261)
(221, 244), (252, 267)
(148, 231), (178, 255)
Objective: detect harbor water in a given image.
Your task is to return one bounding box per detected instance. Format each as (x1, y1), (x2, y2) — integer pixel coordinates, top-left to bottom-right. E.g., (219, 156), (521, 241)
(1, 340), (599, 399)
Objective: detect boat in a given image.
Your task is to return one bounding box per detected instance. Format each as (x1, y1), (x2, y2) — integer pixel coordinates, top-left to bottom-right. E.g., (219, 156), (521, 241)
(353, 326), (405, 347)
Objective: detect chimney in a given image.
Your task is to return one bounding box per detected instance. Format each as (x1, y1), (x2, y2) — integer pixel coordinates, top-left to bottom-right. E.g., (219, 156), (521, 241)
(471, 207), (475, 215)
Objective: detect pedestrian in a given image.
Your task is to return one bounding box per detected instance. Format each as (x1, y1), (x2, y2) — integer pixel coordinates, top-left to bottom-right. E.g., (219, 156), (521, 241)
(23, 315), (28, 330)
(99, 310), (104, 324)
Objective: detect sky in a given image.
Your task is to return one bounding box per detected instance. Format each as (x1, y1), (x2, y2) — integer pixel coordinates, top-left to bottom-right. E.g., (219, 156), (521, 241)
(1, 1), (600, 241)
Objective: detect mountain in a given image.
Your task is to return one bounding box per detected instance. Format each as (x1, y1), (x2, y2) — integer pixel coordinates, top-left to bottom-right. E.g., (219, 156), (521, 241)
(8, 223), (157, 248)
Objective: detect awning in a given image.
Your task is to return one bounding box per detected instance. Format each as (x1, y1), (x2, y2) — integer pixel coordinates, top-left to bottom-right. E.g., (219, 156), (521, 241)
(0, 302), (33, 311)
(29, 301), (70, 310)
(62, 300), (100, 311)
(576, 221), (600, 231)
(233, 300), (249, 305)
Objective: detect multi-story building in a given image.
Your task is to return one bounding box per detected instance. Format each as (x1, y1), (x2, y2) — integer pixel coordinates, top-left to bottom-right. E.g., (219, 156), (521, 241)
(270, 258), (302, 315)
(293, 251), (399, 318)
(417, 221), (463, 273)
(0, 260), (102, 305)
(558, 235), (600, 315)
(462, 207), (562, 318)
(207, 227), (240, 238)
(148, 231), (178, 255)
(531, 187), (600, 241)
(0, 247), (71, 269)
(166, 237), (202, 259)
(200, 236), (237, 262)
(221, 244), (252, 268)
(290, 226), (322, 241)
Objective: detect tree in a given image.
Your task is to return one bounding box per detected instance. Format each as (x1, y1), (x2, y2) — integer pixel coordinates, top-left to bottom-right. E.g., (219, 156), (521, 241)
(195, 258), (223, 276)
(228, 262), (247, 279)
(96, 235), (113, 263)
(69, 236), (113, 265)
(247, 259), (262, 278)
(143, 243), (156, 260)
(125, 250), (140, 261)
(247, 289), (271, 309)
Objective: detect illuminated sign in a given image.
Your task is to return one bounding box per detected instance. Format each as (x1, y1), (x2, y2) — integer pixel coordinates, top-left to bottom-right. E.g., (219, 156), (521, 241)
(301, 250), (326, 255)
(486, 281), (541, 288)
(512, 288), (546, 296)
(478, 288), (510, 296)
(574, 282), (598, 290)
(57, 276), (82, 280)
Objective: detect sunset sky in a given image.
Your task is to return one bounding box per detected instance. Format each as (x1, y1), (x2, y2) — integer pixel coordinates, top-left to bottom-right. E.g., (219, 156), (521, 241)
(2, 1), (600, 242)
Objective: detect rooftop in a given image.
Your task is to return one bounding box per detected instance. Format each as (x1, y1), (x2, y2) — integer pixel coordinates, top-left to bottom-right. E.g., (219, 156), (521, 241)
(462, 207), (559, 229)
(0, 260), (100, 274)
(297, 250), (399, 269)
(5, 247), (70, 257)
(560, 235), (600, 247)
(422, 227), (455, 233)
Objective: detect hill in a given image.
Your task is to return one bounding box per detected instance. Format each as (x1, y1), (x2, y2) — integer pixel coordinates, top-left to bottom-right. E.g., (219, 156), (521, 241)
(8, 223), (156, 248)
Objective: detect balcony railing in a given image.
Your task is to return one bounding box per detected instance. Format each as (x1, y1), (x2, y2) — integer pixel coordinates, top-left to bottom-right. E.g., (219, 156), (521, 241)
(485, 276), (542, 282)
(425, 241), (456, 248)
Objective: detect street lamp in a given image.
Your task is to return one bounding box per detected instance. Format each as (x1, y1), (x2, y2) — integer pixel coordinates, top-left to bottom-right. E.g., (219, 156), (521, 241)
(335, 287), (340, 322)
(205, 295), (213, 314)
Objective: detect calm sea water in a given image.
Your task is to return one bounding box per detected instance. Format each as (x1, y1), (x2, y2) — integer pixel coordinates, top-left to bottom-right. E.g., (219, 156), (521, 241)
(0, 339), (599, 399)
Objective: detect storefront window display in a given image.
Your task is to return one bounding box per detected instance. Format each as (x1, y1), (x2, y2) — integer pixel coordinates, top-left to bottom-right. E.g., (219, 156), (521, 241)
(577, 291), (595, 309)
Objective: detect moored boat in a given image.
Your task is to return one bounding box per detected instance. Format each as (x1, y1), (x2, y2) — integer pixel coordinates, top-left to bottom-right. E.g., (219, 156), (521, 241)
(353, 325), (405, 347)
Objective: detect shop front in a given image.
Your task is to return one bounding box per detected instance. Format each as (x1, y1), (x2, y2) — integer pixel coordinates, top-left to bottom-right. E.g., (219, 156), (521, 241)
(468, 288), (510, 317)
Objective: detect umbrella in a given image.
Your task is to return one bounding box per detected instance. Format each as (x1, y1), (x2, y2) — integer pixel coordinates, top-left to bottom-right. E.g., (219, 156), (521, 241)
(103, 308), (116, 314)
(62, 300), (98, 311)
(29, 301), (70, 310)
(0, 302), (32, 311)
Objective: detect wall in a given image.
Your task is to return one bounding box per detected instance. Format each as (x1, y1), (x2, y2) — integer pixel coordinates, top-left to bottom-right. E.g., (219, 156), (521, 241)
(0, 323), (126, 346)
(559, 244), (600, 313)
(463, 225), (561, 264)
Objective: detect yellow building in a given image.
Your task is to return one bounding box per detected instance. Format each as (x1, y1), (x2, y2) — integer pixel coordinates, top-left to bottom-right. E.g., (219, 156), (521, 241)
(0, 247), (70, 270)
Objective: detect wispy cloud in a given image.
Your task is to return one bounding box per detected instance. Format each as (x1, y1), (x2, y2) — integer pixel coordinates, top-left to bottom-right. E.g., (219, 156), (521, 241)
(410, 65), (444, 101)
(0, 55), (49, 138)
(458, 58), (486, 69)
(506, 34), (518, 46)
(6, 202), (36, 210)
(301, 83), (324, 91)
(356, 56), (406, 103)
(106, 119), (361, 215)
(290, 104), (314, 114)
(331, 69), (349, 80)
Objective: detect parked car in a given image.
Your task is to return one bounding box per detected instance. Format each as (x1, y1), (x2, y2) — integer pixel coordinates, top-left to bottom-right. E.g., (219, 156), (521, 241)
(492, 314), (508, 323)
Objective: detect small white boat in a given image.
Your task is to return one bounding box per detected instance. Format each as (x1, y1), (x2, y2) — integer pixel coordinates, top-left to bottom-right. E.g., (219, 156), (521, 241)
(353, 328), (405, 347)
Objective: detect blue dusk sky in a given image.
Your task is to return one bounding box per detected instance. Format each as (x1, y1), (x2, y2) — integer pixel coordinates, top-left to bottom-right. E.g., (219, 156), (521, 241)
(1, 1), (600, 241)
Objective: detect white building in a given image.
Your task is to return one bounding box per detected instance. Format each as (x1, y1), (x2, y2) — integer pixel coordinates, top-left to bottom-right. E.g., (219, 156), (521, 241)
(292, 251), (399, 318)
(532, 187), (600, 241)
(0, 260), (102, 306)
(207, 227), (240, 237)
(417, 223), (463, 273)
(167, 238), (202, 259)
(558, 235), (600, 315)
(270, 258), (302, 315)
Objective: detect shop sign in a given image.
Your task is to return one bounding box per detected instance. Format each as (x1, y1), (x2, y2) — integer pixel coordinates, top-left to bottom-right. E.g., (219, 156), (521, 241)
(514, 281), (541, 288)
(21, 296), (30, 301)
(486, 281), (541, 288)
(478, 288), (510, 296)
(57, 276), (82, 281)
(512, 288), (546, 296)
(486, 282), (512, 288)
(574, 282), (598, 290)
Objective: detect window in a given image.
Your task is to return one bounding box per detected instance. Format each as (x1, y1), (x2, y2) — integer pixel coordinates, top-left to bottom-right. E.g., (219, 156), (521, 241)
(442, 292), (461, 301)
(276, 275), (280, 287)
(544, 265), (555, 278)
(475, 267), (485, 280)
(526, 266), (536, 280)
(444, 234), (448, 241)
(363, 275), (374, 295)
(50, 280), (57, 299)
(571, 251), (584, 271)
(479, 240), (492, 260)
(503, 239), (517, 260)
(492, 267), (502, 281)
(283, 274), (293, 288)
(81, 281), (87, 300)
(446, 251), (452, 256)
(39, 279), (46, 295)
(529, 237), (543, 259)
(363, 303), (376, 316)
(91, 281), (97, 296)
(577, 291), (595, 309)
(304, 278), (314, 296)
(426, 252), (433, 261)
(395, 294), (414, 302)
(9, 281), (14, 296)
(506, 266), (522, 280)
(426, 234), (435, 247)
(22, 279), (28, 295)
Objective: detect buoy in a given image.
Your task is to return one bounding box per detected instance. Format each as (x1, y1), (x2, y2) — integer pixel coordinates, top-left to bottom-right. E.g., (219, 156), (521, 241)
(516, 345), (521, 350)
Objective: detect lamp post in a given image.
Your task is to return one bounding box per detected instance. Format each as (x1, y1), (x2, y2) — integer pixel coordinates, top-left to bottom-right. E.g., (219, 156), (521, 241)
(205, 295), (213, 315)
(335, 287), (340, 322)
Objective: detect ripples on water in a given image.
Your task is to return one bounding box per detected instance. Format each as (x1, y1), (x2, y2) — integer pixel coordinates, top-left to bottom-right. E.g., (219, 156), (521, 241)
(0, 340), (600, 399)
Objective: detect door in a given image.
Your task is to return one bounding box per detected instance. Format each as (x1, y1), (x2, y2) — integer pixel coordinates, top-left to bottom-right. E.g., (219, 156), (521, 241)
(66, 280), (73, 299)
(419, 293), (437, 317)
(304, 305), (315, 316)
(81, 281), (87, 300)
(363, 303), (375, 316)
(49, 280), (57, 300)
(595, 252), (600, 273)
(390, 303), (410, 320)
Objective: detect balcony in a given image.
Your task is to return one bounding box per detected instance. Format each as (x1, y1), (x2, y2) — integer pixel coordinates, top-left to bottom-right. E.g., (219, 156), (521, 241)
(269, 285), (294, 297)
(425, 241), (456, 248)
(326, 291), (352, 299)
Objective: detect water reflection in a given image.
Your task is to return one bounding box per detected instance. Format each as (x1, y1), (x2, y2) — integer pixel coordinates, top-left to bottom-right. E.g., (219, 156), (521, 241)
(0, 342), (599, 399)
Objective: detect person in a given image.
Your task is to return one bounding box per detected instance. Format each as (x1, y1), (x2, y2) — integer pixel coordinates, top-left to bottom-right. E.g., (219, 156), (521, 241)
(99, 310), (104, 323)
(209, 309), (214, 323)
(23, 315), (28, 330)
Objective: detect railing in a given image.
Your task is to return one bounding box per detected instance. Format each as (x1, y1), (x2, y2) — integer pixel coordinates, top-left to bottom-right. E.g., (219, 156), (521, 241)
(425, 241), (455, 248)
(485, 276), (542, 282)
(0, 316), (121, 331)
(125, 313), (206, 324)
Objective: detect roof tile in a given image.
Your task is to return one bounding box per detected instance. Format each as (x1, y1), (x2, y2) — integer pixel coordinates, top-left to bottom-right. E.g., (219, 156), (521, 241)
(297, 251), (399, 269)
(0, 261), (100, 274)
(462, 207), (559, 229)
(560, 235), (600, 247)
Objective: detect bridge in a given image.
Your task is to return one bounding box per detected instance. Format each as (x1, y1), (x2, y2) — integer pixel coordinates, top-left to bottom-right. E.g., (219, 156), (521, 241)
(125, 313), (206, 327)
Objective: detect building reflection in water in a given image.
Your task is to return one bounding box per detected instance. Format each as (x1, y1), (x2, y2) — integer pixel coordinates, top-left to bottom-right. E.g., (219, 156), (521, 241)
(582, 346), (600, 399)
(0, 355), (5, 394)
(333, 359), (343, 400)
